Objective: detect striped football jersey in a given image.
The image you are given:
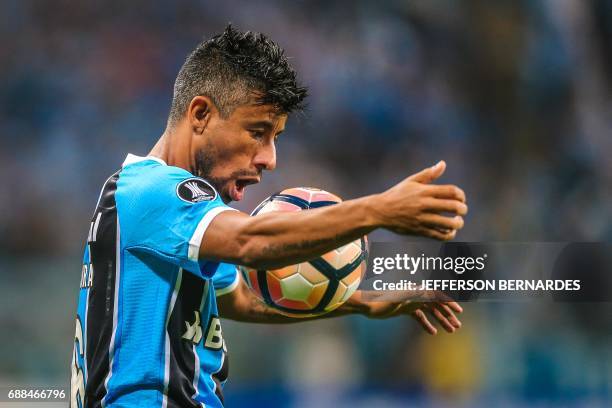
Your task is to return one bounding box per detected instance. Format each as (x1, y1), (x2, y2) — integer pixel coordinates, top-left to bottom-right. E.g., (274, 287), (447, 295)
(71, 154), (238, 407)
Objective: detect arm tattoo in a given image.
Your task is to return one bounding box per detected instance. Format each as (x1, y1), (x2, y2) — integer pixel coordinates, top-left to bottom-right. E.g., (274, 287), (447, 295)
(245, 294), (297, 323)
(260, 236), (340, 260)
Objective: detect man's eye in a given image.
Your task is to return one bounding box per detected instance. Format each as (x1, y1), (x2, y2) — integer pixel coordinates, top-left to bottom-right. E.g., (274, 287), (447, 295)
(250, 130), (264, 139)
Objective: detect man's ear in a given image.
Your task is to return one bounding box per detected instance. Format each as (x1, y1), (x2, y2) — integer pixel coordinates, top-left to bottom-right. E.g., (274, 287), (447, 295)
(188, 96), (217, 134)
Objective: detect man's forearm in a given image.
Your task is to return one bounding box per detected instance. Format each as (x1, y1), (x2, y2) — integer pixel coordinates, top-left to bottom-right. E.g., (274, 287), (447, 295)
(204, 195), (380, 269)
(213, 161), (469, 328)
(202, 162), (466, 269)
(221, 292), (350, 324)
(217, 282), (369, 324)
(217, 283), (463, 336)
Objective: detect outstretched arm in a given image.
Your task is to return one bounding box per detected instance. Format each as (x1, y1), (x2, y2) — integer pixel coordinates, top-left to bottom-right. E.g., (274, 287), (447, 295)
(217, 277), (463, 334)
(201, 161), (467, 269)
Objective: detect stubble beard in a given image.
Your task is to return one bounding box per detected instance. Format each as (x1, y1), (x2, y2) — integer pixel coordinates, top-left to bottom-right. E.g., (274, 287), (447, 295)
(194, 148), (263, 204)
(194, 149), (231, 203)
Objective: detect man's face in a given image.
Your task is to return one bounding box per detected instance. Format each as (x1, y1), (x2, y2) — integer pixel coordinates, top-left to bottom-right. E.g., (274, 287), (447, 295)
(193, 103), (287, 203)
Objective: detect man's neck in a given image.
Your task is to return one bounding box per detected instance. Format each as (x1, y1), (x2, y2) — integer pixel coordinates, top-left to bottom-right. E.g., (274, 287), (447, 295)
(149, 125), (194, 173)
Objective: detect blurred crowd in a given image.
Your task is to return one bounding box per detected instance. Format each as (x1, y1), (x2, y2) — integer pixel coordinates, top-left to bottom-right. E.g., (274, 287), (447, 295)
(0, 0), (610, 406)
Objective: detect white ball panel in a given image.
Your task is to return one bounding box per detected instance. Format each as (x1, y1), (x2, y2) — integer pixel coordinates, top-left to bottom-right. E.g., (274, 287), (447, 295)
(280, 273), (314, 302)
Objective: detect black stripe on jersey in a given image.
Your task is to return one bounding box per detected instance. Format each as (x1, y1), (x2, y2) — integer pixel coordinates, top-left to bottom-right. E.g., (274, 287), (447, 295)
(166, 271), (207, 408)
(84, 171), (120, 408)
(211, 351), (228, 404)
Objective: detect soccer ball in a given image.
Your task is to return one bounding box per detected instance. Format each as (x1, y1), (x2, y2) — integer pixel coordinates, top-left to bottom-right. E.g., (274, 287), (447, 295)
(239, 187), (368, 317)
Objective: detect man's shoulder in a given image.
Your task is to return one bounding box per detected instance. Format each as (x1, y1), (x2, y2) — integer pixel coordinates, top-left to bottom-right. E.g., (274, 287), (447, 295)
(121, 155), (192, 180)
(118, 156), (195, 196)
(115, 155), (222, 213)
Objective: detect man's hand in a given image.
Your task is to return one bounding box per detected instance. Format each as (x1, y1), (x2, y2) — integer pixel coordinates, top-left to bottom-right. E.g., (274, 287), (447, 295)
(376, 161), (467, 240)
(348, 290), (464, 335)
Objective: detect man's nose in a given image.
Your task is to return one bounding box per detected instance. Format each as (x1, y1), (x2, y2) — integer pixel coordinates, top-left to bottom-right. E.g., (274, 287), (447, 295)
(253, 142), (277, 171)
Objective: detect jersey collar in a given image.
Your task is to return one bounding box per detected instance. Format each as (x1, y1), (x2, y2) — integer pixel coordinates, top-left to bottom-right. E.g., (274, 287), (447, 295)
(123, 154), (167, 167)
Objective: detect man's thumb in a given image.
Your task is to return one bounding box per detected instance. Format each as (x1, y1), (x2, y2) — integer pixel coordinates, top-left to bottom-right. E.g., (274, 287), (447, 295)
(408, 161), (446, 184)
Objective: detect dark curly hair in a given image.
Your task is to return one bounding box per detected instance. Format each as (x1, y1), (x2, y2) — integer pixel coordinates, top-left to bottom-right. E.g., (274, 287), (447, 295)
(168, 24), (307, 125)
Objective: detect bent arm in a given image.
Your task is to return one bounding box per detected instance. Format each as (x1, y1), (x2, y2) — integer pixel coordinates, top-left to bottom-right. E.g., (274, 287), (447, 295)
(217, 277), (368, 323)
(217, 278), (463, 334)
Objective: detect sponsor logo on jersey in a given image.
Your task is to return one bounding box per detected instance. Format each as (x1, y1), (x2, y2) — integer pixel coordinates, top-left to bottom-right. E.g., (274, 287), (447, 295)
(203, 316), (224, 350)
(182, 311), (226, 350)
(176, 178), (216, 203)
(182, 311), (203, 344)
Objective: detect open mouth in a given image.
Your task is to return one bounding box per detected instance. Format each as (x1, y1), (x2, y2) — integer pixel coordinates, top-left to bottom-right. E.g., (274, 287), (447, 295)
(229, 177), (260, 201)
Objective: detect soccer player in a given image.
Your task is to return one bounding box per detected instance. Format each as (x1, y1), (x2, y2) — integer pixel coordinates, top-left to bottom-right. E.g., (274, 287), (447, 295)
(71, 25), (468, 407)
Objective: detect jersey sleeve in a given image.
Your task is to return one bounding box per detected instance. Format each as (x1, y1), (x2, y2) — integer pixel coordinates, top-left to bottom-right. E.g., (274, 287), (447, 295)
(212, 263), (240, 296)
(116, 161), (236, 277)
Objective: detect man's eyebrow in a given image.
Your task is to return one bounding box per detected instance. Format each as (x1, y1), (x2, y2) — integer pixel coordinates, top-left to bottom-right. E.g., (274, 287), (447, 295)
(247, 120), (284, 135)
(247, 120), (274, 130)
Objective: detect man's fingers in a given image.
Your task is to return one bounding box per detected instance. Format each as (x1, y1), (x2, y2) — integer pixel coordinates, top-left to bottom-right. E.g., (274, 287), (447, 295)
(428, 306), (456, 333)
(439, 304), (462, 328)
(411, 300), (463, 334)
(446, 301), (463, 314)
(421, 214), (464, 231)
(407, 161), (446, 184)
(412, 309), (437, 335)
(428, 184), (466, 202)
(423, 198), (468, 216)
(424, 227), (457, 241)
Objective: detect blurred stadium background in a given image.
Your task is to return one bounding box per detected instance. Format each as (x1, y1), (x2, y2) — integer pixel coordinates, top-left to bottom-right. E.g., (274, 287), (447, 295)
(0, 0), (611, 406)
